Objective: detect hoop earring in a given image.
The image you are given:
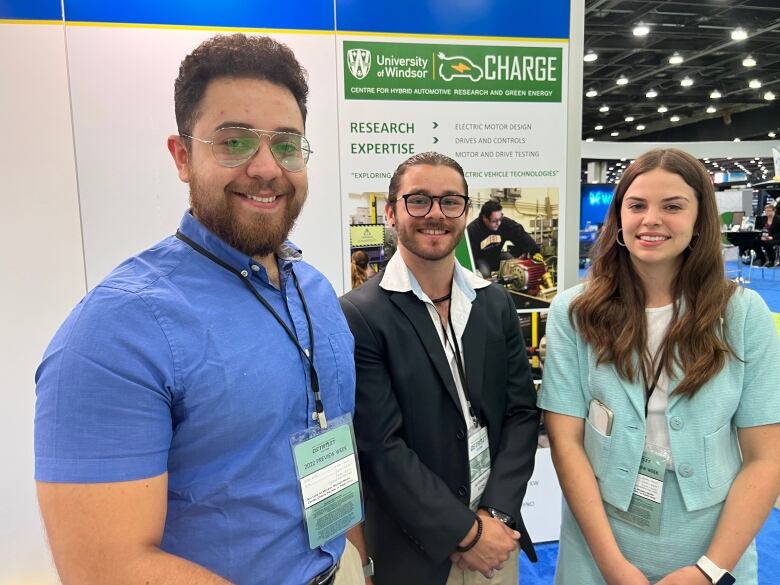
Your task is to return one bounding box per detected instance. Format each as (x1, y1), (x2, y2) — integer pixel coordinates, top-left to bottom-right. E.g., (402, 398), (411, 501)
(688, 232), (700, 251)
(616, 228), (627, 247)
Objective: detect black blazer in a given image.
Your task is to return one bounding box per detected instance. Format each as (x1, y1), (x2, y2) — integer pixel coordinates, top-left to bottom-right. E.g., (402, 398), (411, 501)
(756, 214), (780, 240)
(340, 273), (540, 585)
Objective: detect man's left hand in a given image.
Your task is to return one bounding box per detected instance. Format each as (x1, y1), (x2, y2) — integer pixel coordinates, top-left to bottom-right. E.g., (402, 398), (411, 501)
(655, 565), (711, 585)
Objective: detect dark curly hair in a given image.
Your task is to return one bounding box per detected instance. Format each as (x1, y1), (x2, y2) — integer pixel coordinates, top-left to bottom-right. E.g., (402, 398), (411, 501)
(174, 34), (309, 145)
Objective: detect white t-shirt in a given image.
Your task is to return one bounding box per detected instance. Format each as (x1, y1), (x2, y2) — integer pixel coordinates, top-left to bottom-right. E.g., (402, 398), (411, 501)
(644, 304), (674, 468)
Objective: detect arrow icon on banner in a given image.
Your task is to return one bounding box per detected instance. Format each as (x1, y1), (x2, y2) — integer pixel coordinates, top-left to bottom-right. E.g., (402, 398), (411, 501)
(432, 122), (439, 129)
(433, 137), (439, 144)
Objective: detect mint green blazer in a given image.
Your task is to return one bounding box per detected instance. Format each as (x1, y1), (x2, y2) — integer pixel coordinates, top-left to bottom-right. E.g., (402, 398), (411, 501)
(538, 284), (780, 513)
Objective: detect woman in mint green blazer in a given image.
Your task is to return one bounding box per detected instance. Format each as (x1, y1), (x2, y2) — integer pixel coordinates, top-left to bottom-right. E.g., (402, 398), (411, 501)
(539, 148), (780, 585)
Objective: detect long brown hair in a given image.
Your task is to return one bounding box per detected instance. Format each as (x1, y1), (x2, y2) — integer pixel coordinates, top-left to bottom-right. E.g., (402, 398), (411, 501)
(570, 148), (737, 397)
(351, 250), (371, 289)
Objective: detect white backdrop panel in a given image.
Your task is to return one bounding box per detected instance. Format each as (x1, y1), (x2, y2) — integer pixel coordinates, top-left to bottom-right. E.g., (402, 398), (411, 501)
(65, 27), (345, 290)
(0, 23), (83, 585)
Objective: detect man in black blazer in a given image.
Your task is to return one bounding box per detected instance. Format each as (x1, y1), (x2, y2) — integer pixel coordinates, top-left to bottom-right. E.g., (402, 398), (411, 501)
(340, 152), (539, 585)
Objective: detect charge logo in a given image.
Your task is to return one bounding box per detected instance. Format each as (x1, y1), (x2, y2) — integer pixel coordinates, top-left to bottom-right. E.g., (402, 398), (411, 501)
(437, 52), (484, 82)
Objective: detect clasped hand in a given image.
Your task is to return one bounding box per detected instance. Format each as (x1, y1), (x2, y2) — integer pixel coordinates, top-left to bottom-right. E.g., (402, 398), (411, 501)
(450, 511), (519, 579)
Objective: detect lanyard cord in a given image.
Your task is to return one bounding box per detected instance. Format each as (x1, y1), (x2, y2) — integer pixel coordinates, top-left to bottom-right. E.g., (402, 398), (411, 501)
(447, 310), (480, 427)
(643, 347), (666, 419)
(175, 231), (327, 429)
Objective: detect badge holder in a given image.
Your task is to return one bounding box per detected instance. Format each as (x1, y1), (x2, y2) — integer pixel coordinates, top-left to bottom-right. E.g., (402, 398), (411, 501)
(468, 425), (491, 510)
(290, 414), (364, 549)
(606, 447), (669, 535)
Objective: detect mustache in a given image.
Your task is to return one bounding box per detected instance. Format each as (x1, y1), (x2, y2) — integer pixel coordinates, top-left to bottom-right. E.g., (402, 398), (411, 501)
(416, 221), (451, 230)
(226, 180), (287, 197)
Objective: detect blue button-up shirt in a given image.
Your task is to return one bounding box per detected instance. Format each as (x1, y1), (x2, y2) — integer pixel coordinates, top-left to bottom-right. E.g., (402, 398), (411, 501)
(35, 212), (356, 584)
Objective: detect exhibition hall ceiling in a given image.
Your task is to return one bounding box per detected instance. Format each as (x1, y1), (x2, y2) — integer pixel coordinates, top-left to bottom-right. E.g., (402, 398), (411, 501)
(582, 0), (780, 144)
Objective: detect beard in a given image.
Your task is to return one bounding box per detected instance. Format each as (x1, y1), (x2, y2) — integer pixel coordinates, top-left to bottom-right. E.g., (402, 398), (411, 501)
(395, 218), (464, 262)
(189, 172), (306, 258)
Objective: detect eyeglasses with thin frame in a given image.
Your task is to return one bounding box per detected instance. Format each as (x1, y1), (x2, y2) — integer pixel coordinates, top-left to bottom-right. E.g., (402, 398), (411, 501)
(398, 192), (470, 218)
(181, 127), (313, 172)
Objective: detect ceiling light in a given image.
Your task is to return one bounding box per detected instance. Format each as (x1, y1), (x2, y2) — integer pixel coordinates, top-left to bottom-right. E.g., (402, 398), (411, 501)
(733, 138), (741, 142)
(769, 132), (777, 138)
(611, 131), (620, 137)
(633, 24), (650, 36)
(599, 105), (610, 113)
(645, 88), (658, 99)
(657, 105), (668, 113)
(731, 28), (748, 41)
(710, 89), (722, 99)
(636, 124), (646, 130)
(584, 51), (598, 62)
(595, 124), (604, 130)
(749, 79), (762, 89)
(620, 158), (627, 161)
(616, 76), (629, 86)
(585, 137), (594, 142)
(670, 115), (680, 122)
(586, 88), (598, 98)
(706, 105), (717, 114)
(680, 77), (694, 87)
(764, 91), (776, 101)
(668, 53), (684, 65)
(625, 116), (634, 122)
(742, 55), (757, 67)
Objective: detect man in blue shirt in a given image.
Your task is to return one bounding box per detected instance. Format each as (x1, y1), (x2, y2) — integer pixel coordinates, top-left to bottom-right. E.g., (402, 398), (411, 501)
(35, 34), (362, 585)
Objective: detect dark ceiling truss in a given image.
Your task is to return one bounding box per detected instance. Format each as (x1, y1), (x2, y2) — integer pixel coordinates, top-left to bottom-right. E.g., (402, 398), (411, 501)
(582, 0), (780, 143)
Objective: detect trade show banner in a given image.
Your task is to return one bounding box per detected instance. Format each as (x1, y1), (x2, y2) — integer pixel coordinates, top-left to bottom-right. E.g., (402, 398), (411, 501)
(336, 0), (570, 542)
(336, 4), (568, 319)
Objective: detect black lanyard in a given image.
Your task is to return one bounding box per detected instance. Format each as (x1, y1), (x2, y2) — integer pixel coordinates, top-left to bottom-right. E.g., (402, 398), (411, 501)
(175, 231), (328, 429)
(446, 311), (480, 427)
(643, 348), (666, 419)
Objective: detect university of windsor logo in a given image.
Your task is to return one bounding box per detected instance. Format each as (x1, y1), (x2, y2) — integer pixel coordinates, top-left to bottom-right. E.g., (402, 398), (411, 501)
(347, 48), (372, 79)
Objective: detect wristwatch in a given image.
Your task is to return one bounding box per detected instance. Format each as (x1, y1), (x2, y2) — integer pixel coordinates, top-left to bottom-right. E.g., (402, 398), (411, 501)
(362, 556), (374, 578)
(483, 507), (515, 528)
(696, 555), (735, 585)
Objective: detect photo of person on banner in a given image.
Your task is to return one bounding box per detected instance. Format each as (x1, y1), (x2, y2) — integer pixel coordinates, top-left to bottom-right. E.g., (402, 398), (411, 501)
(465, 192), (558, 311)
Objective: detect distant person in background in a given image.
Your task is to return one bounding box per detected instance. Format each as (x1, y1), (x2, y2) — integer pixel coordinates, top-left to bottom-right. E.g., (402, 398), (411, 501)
(351, 250), (375, 288)
(540, 148), (780, 585)
(467, 200), (540, 278)
(754, 202), (780, 267)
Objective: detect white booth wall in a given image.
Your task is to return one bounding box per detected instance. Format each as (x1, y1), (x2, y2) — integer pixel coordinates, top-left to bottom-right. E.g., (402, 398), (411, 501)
(0, 23), (84, 584)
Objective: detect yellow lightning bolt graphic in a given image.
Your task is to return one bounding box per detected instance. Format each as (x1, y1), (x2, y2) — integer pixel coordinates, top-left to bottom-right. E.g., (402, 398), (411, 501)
(451, 62), (470, 73)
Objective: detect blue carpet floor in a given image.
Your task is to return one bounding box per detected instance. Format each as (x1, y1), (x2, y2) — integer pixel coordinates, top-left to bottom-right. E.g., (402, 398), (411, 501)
(519, 508), (780, 584)
(727, 260), (780, 313)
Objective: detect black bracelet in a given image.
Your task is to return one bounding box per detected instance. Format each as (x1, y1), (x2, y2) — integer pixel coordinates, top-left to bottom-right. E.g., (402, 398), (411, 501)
(456, 515), (483, 552)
